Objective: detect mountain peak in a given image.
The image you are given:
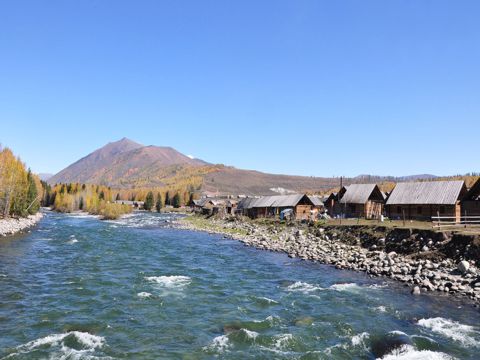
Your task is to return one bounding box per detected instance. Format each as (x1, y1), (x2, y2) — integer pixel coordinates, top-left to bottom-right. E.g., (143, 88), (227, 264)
(48, 138), (207, 186)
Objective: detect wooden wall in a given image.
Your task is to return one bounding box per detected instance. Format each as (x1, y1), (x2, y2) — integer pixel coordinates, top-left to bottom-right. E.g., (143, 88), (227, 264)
(386, 203), (460, 222)
(462, 201), (480, 217)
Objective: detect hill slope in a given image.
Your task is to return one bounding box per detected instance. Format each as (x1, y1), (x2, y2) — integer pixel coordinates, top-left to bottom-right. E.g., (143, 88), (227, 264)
(48, 138), (208, 187)
(49, 138), (458, 195)
(48, 138), (342, 193)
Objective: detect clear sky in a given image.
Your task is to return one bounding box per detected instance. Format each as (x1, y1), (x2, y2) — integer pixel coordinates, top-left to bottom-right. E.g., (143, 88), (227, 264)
(0, 0), (479, 177)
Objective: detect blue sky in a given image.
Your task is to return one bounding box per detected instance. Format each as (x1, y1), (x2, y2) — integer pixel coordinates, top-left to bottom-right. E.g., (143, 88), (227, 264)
(0, 1), (479, 177)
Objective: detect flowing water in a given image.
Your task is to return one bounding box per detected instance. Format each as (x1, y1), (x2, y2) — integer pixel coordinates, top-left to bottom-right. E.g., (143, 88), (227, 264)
(1, 211), (480, 359)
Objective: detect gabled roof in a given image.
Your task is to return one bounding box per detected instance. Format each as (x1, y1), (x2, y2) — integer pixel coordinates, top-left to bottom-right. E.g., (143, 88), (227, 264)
(237, 194), (313, 209)
(339, 184), (383, 204)
(308, 195), (324, 207)
(386, 180), (466, 205)
(237, 197), (258, 210)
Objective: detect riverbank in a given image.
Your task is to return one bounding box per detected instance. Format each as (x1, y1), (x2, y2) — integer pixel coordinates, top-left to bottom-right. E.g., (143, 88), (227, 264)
(0, 212), (43, 237)
(178, 215), (480, 305)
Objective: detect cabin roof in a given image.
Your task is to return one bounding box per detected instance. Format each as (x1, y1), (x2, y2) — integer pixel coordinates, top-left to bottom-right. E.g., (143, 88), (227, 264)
(237, 194), (313, 209)
(308, 195), (324, 207)
(386, 180), (465, 205)
(339, 184), (383, 204)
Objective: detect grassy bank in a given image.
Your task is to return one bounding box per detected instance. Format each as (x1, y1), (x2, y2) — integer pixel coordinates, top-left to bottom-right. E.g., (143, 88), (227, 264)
(183, 215), (249, 237)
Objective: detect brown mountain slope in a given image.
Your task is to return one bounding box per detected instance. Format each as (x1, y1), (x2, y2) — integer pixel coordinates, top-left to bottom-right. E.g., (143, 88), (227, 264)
(49, 138), (143, 185)
(49, 138), (453, 195)
(48, 138), (208, 186)
(201, 167), (340, 195)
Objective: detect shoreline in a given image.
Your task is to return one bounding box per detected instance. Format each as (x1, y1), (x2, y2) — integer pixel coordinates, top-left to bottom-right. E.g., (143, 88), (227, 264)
(0, 212), (43, 237)
(177, 215), (480, 306)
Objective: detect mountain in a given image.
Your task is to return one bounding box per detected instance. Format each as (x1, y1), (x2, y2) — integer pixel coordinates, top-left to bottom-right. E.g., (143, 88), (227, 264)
(48, 138), (342, 193)
(38, 173), (53, 181)
(48, 138), (449, 195)
(49, 138), (207, 187)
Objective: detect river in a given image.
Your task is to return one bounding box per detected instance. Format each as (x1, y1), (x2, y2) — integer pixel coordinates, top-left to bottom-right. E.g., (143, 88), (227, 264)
(1, 211), (479, 359)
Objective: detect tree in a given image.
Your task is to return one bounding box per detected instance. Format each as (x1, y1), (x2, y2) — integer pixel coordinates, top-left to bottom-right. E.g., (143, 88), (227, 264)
(155, 193), (163, 212)
(188, 193), (194, 206)
(26, 169), (39, 215)
(79, 196), (84, 210)
(165, 191), (170, 206)
(173, 192), (181, 208)
(144, 191), (154, 211)
(115, 193), (120, 201)
(99, 190), (105, 200)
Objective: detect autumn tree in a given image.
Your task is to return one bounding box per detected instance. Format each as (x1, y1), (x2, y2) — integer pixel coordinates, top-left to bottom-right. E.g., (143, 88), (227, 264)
(0, 147), (41, 217)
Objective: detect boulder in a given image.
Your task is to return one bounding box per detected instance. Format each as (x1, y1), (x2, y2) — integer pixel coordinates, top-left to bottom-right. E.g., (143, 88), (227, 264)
(458, 261), (470, 274)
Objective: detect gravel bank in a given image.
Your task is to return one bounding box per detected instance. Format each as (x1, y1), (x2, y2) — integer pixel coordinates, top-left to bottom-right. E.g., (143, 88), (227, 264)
(178, 216), (480, 305)
(0, 212), (43, 237)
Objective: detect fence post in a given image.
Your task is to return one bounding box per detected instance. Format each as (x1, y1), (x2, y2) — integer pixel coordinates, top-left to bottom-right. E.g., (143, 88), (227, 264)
(437, 211), (440, 231)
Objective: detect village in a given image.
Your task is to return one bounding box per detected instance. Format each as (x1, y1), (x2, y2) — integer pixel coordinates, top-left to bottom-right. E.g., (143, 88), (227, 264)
(190, 178), (480, 231)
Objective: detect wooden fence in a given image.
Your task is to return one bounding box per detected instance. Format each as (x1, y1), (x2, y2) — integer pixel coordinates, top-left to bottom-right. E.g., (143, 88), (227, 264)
(432, 215), (480, 230)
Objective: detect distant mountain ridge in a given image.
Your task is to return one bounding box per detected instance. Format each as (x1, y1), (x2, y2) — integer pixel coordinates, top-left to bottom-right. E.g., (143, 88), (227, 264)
(48, 138), (449, 195)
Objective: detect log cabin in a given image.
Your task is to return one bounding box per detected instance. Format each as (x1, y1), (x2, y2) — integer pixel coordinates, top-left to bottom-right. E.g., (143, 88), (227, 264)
(237, 194), (317, 220)
(385, 180), (467, 222)
(338, 184), (385, 219)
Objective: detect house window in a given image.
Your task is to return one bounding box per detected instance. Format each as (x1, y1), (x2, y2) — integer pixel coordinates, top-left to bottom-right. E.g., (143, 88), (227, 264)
(440, 206), (445, 214)
(417, 207), (422, 215)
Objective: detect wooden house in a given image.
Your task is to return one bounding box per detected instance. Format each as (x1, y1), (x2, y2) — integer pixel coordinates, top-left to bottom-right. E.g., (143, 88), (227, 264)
(462, 178), (480, 217)
(237, 194), (317, 220)
(338, 184), (385, 219)
(385, 180), (467, 221)
(308, 195), (325, 214)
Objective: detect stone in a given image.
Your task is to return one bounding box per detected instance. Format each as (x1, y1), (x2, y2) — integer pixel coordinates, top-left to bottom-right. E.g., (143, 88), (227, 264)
(411, 286), (421, 295)
(458, 261), (470, 274)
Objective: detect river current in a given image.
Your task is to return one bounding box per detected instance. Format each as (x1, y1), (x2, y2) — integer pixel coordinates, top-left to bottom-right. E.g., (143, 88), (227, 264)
(1, 211), (479, 359)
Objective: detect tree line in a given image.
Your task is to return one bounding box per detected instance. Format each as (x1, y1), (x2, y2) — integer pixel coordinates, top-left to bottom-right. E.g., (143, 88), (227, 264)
(0, 146), (41, 218)
(43, 182), (198, 218)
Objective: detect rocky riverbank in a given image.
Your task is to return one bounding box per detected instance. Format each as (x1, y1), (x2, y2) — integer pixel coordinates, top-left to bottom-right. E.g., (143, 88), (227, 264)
(0, 212), (43, 237)
(178, 216), (480, 305)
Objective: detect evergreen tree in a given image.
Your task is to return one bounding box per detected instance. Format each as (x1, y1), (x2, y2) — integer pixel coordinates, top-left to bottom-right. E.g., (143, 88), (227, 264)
(188, 193), (194, 206)
(79, 196), (84, 210)
(115, 193), (120, 201)
(155, 193), (163, 212)
(173, 192), (181, 208)
(99, 190), (105, 200)
(165, 191), (170, 206)
(144, 191), (154, 211)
